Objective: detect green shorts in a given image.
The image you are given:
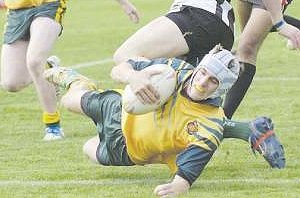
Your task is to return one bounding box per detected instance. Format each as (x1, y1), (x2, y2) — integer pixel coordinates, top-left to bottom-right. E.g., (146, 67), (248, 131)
(81, 90), (135, 166)
(3, 1), (66, 44)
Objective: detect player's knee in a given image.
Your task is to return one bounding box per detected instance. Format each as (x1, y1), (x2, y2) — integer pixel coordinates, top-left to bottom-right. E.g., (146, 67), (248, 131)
(1, 80), (26, 92)
(82, 141), (91, 156)
(82, 141), (94, 161)
(26, 56), (44, 74)
(113, 48), (128, 64)
(82, 138), (98, 163)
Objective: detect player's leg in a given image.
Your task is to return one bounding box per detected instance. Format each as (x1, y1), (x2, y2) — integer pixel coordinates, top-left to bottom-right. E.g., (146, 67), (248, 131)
(236, 0), (252, 30)
(113, 16), (189, 64)
(1, 7), (33, 91)
(27, 17), (60, 113)
(44, 63), (98, 114)
(223, 7), (272, 119)
(80, 90), (134, 167)
(26, 16), (64, 140)
(237, 8), (272, 64)
(1, 41), (32, 91)
(223, 117), (285, 169)
(83, 136), (99, 163)
(114, 7), (234, 67)
(60, 81), (97, 114)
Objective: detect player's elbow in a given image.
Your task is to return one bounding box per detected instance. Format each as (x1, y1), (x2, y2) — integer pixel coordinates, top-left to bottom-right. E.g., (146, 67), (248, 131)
(113, 49), (128, 65)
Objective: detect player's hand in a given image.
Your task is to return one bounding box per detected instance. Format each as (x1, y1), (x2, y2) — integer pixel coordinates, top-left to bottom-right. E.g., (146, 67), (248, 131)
(128, 69), (163, 105)
(278, 23), (300, 49)
(154, 175), (190, 197)
(119, 0), (140, 23)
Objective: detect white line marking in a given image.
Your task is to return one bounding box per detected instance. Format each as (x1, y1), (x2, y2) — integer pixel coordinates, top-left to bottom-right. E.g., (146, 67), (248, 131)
(0, 178), (298, 186)
(70, 58), (113, 69)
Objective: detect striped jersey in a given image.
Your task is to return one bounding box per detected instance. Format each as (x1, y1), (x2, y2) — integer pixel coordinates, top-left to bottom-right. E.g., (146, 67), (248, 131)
(121, 58), (226, 172)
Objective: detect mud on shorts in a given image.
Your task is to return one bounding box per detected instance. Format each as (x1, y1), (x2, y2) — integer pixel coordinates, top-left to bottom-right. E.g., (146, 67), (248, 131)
(81, 90), (135, 166)
(166, 6), (234, 66)
(3, 1), (66, 44)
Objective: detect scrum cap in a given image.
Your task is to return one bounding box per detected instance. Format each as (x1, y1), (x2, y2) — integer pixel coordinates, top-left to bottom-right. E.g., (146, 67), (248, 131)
(193, 45), (240, 98)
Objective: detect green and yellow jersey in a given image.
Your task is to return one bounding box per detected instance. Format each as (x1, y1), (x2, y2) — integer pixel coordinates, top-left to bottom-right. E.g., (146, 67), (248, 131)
(5, 0), (60, 9)
(121, 58), (225, 173)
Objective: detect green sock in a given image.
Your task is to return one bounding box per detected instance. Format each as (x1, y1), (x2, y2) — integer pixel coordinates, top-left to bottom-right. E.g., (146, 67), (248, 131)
(223, 119), (252, 142)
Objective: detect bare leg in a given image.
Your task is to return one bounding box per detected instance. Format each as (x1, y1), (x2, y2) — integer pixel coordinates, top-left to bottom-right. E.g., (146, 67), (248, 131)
(237, 8), (272, 64)
(224, 7), (273, 118)
(236, 0), (252, 31)
(44, 66), (97, 114)
(82, 136), (99, 163)
(113, 16), (189, 64)
(1, 16), (63, 140)
(1, 41), (31, 91)
(26, 17), (61, 113)
(60, 81), (91, 114)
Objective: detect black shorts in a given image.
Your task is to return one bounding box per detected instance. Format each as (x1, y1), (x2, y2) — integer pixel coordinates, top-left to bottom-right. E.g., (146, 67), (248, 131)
(166, 7), (234, 66)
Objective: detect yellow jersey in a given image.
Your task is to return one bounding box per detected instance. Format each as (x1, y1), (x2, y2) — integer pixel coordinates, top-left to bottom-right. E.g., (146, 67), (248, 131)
(5, 0), (59, 9)
(122, 58), (225, 172)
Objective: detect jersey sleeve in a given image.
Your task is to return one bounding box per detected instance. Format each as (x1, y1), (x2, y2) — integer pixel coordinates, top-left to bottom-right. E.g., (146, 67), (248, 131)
(176, 145), (215, 186)
(127, 58), (169, 71)
(127, 57), (194, 71)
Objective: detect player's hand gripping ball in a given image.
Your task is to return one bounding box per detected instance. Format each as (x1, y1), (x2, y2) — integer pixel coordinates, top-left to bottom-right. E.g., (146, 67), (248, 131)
(123, 64), (176, 114)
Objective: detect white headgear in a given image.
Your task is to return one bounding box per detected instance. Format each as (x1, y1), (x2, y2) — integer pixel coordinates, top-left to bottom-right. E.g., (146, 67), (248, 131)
(191, 45), (240, 99)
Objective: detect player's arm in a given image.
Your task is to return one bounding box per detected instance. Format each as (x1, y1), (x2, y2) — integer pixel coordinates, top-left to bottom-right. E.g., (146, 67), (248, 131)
(115, 0), (139, 23)
(262, 0), (300, 48)
(111, 58), (165, 104)
(262, 0), (283, 24)
(111, 58), (167, 84)
(154, 145), (215, 197)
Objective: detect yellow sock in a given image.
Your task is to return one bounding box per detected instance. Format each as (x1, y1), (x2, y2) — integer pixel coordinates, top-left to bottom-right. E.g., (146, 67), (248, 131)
(43, 111), (60, 125)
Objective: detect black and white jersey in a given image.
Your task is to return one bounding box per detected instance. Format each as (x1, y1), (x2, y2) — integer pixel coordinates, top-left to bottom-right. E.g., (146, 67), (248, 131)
(169, 0), (234, 30)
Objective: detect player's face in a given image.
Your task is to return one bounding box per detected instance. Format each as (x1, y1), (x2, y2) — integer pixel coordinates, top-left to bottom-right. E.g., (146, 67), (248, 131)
(188, 68), (219, 100)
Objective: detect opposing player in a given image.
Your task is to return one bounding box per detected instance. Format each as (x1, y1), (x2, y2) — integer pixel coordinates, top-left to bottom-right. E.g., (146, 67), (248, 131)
(44, 46), (285, 197)
(113, 0), (300, 121)
(0, 0), (139, 140)
(223, 0), (300, 118)
(114, 0), (235, 67)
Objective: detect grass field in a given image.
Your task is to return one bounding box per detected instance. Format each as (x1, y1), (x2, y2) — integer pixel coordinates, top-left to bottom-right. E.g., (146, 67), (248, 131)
(0, 1), (300, 197)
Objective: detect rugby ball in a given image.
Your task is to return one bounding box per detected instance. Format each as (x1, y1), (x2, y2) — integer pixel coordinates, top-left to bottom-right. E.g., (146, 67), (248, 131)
(123, 64), (176, 115)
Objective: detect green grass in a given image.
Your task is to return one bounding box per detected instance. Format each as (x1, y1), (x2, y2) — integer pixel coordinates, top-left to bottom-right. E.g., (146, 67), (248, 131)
(0, 0), (300, 197)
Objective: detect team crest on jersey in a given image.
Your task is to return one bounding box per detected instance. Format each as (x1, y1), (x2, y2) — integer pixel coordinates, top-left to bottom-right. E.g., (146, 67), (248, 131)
(186, 120), (206, 141)
(186, 120), (199, 135)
